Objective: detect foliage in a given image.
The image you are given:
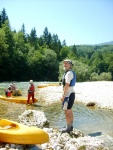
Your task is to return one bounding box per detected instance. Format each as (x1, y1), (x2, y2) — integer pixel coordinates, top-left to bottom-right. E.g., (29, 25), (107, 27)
(90, 72), (99, 81)
(0, 8), (113, 82)
(99, 72), (112, 81)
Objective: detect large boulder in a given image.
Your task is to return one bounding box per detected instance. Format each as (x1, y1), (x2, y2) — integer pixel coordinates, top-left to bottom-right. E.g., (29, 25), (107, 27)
(18, 110), (49, 128)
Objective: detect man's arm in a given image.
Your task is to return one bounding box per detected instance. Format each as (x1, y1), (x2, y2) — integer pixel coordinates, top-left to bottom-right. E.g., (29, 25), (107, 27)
(61, 83), (70, 102)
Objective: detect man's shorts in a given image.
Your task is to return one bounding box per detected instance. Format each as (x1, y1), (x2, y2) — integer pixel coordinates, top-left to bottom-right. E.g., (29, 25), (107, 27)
(62, 92), (75, 110)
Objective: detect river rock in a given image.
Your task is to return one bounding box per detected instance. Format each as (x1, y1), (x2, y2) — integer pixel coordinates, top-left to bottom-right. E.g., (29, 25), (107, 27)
(41, 128), (109, 150)
(18, 110), (49, 128)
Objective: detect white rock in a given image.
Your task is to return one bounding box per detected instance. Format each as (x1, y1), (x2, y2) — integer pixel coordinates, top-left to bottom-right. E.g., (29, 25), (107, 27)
(43, 127), (53, 133)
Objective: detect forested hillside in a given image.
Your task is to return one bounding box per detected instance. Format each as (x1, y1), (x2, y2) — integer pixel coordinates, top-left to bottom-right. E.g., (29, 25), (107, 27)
(0, 8), (113, 82)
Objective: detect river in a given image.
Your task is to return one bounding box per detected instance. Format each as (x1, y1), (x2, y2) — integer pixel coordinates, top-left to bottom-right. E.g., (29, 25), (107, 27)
(0, 82), (113, 147)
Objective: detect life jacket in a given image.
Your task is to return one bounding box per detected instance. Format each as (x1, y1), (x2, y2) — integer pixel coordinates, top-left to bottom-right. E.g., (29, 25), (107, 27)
(5, 89), (12, 97)
(62, 70), (76, 87)
(28, 84), (35, 93)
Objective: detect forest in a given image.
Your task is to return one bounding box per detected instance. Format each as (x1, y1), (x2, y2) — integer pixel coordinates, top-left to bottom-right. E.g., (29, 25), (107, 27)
(0, 8), (113, 82)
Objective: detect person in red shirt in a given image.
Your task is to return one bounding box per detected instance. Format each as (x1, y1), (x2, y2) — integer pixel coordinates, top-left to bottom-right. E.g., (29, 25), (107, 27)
(26, 80), (35, 105)
(5, 86), (12, 97)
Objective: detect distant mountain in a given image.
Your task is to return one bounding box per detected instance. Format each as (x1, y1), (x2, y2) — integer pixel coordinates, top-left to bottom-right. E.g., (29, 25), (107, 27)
(75, 41), (113, 47)
(95, 41), (113, 46)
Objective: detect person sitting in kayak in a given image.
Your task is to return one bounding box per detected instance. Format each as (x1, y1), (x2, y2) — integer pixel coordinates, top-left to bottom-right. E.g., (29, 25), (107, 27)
(27, 80), (35, 105)
(10, 83), (16, 91)
(5, 86), (12, 97)
(10, 83), (22, 96)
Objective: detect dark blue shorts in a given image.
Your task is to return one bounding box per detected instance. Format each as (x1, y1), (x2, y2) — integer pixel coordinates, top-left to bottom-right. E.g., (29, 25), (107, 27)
(62, 93), (75, 109)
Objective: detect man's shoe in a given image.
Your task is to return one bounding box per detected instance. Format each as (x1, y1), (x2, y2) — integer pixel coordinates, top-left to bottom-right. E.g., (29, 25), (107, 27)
(61, 128), (71, 133)
(61, 126), (73, 133)
(63, 125), (73, 130)
(70, 126), (73, 131)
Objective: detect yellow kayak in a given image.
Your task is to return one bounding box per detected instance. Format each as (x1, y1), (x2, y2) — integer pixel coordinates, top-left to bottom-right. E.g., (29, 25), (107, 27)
(48, 83), (59, 86)
(0, 95), (38, 104)
(37, 85), (48, 88)
(0, 119), (49, 144)
(37, 83), (59, 88)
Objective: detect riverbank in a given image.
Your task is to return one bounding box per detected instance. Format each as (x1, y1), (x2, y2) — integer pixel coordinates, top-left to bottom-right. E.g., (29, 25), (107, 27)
(37, 81), (113, 109)
(0, 110), (112, 150)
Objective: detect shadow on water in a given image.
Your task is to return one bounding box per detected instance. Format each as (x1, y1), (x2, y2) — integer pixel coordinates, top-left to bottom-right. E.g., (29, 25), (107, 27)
(88, 132), (102, 137)
(32, 104), (43, 107)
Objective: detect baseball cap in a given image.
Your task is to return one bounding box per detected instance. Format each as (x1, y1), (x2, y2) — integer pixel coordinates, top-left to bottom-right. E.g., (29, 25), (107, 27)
(63, 59), (73, 66)
(29, 80), (33, 84)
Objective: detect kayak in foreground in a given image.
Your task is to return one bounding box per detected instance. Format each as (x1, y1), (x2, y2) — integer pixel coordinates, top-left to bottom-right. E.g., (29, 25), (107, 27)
(0, 95), (38, 104)
(0, 119), (49, 144)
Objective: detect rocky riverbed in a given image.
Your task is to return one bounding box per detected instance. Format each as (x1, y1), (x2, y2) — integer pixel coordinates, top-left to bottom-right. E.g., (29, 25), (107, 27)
(0, 110), (112, 150)
(0, 81), (113, 150)
(37, 81), (113, 109)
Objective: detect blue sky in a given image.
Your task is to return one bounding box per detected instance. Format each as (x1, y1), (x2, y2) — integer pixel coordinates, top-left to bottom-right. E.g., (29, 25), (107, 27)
(0, 0), (113, 45)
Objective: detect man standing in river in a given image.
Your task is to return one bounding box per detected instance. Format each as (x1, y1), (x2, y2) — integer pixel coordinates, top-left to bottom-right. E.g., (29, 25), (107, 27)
(60, 59), (76, 133)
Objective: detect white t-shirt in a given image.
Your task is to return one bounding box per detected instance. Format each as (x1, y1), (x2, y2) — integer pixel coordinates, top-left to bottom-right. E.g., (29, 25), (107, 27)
(65, 70), (75, 97)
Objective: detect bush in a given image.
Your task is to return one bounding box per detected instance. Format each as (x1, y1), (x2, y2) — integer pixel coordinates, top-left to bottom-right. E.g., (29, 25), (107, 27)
(99, 72), (112, 81)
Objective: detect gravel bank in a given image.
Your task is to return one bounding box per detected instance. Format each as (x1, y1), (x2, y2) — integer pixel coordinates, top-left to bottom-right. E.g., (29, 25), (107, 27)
(37, 81), (113, 109)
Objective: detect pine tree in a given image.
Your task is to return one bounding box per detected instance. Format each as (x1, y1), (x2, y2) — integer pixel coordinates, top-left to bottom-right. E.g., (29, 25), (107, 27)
(0, 8), (9, 26)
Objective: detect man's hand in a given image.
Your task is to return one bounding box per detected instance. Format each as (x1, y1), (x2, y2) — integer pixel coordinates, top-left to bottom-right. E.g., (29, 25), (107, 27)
(60, 96), (65, 102)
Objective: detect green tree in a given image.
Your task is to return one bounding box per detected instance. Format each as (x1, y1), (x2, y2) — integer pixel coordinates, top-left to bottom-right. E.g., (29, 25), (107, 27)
(71, 44), (77, 55)
(0, 8), (8, 27)
(0, 14), (2, 28)
(108, 61), (113, 80)
(43, 48), (59, 80)
(13, 31), (28, 54)
(0, 28), (9, 80)
(99, 72), (112, 81)
(42, 27), (52, 47)
(60, 46), (69, 60)
(28, 27), (38, 49)
(62, 40), (66, 46)
(21, 23), (27, 43)
(90, 72), (99, 81)
(27, 49), (45, 80)
(0, 20), (15, 80)
(38, 36), (44, 47)
(50, 34), (61, 56)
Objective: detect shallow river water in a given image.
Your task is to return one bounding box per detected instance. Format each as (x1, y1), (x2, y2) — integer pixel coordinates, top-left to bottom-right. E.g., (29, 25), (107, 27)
(0, 82), (113, 140)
